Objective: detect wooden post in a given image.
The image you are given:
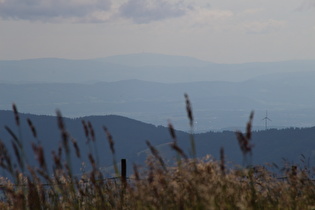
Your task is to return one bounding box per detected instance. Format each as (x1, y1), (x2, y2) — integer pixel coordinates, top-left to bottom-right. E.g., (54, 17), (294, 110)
(121, 159), (126, 186)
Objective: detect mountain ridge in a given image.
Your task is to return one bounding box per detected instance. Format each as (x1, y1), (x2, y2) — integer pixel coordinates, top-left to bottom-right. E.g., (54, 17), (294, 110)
(1, 76), (315, 130)
(1, 110), (315, 177)
(1, 53), (315, 83)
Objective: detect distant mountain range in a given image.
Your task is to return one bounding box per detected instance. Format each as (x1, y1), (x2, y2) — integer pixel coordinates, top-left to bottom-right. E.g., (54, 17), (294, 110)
(1, 110), (315, 177)
(1, 53), (315, 130)
(1, 75), (315, 130)
(1, 53), (315, 83)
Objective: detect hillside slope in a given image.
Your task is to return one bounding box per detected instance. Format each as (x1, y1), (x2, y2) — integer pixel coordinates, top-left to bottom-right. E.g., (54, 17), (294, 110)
(1, 110), (315, 177)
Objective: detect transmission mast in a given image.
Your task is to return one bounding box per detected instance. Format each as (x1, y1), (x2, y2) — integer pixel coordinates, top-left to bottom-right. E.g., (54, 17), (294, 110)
(262, 111), (272, 130)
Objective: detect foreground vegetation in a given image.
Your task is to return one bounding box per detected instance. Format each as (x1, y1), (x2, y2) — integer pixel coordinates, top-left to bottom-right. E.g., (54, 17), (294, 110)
(0, 96), (315, 209)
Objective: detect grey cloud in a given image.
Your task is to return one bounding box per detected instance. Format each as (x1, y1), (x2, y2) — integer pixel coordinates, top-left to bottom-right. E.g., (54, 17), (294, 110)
(243, 19), (286, 34)
(119, 0), (188, 24)
(0, 0), (111, 21)
(297, 0), (315, 11)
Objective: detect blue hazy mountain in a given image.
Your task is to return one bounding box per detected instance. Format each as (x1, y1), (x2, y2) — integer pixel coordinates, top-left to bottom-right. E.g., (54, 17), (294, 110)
(1, 72), (315, 131)
(1, 53), (315, 83)
(96, 53), (212, 67)
(1, 110), (315, 177)
(1, 53), (315, 131)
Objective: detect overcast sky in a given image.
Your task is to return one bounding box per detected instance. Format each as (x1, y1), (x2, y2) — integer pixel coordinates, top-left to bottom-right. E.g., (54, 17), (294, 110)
(0, 0), (314, 63)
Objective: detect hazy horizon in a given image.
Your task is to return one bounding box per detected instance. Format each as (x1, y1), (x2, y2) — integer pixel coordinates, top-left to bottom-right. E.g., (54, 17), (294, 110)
(1, 52), (315, 65)
(0, 0), (314, 63)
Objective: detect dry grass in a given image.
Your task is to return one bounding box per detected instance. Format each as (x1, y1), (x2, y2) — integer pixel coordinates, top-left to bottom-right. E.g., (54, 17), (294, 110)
(0, 97), (315, 209)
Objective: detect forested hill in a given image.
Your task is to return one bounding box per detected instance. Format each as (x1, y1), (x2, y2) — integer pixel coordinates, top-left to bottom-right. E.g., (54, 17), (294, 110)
(195, 127), (315, 167)
(0, 110), (315, 176)
(0, 110), (186, 176)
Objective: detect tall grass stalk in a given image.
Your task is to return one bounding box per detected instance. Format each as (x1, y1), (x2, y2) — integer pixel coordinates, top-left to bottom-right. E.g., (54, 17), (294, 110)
(184, 94), (196, 160)
(103, 127), (119, 176)
(0, 101), (314, 209)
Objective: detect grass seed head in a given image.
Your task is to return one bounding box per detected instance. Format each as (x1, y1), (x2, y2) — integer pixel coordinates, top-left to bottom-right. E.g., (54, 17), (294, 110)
(56, 110), (65, 131)
(184, 93), (194, 128)
(71, 138), (81, 158)
(103, 126), (115, 154)
(246, 111), (254, 140)
(170, 142), (188, 160)
(52, 151), (62, 170)
(146, 140), (167, 172)
(32, 143), (46, 169)
(82, 120), (90, 141)
(88, 121), (95, 142)
(27, 118), (37, 138)
(168, 121), (176, 141)
(88, 153), (96, 169)
(12, 103), (20, 126)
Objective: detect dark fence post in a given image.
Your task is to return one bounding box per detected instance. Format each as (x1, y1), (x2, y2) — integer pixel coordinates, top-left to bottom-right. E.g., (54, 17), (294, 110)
(121, 159), (127, 186)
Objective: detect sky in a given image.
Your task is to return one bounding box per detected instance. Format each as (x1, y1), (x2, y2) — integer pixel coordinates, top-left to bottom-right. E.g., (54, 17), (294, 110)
(0, 0), (314, 63)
